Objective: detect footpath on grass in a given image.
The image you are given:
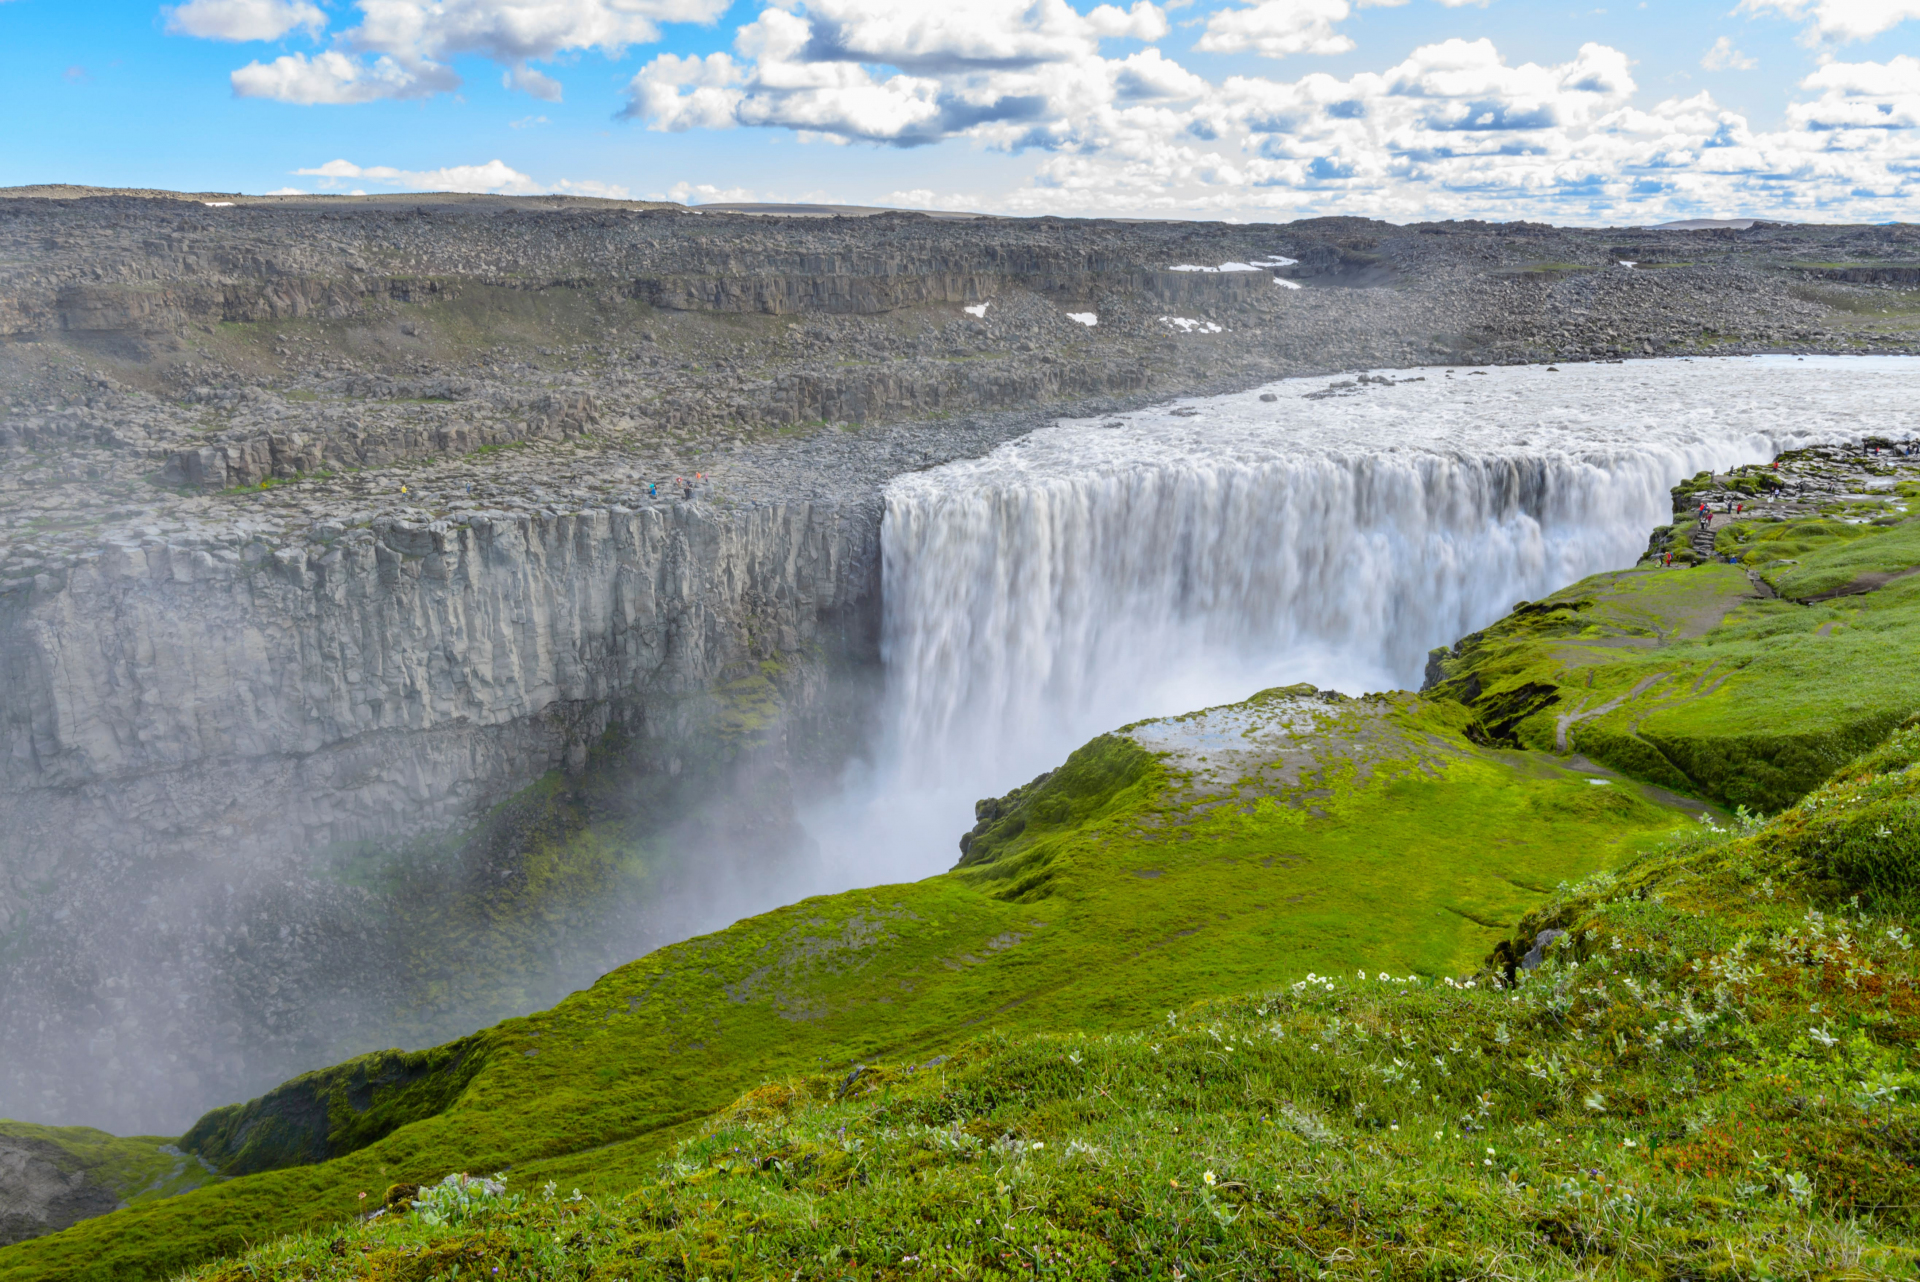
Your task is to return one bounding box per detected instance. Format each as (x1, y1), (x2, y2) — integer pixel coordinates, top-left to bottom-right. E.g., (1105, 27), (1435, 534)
(4, 439), (1918, 1281)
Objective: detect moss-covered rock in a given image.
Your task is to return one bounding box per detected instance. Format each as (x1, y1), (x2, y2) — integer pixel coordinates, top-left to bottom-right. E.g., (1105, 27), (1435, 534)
(181, 1040), (489, 1178)
(0, 1123), (213, 1247)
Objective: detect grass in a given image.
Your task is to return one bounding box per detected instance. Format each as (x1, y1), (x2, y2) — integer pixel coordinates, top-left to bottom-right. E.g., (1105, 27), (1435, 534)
(0, 692), (1702, 1279)
(177, 716), (1920, 1280)
(1428, 513), (1920, 815)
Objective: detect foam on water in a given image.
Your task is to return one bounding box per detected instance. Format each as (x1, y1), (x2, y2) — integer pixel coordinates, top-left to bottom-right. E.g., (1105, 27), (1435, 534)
(799, 356), (1920, 887)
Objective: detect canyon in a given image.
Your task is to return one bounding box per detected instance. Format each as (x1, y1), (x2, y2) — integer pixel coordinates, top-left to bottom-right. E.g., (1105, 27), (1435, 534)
(1, 187), (1917, 1145)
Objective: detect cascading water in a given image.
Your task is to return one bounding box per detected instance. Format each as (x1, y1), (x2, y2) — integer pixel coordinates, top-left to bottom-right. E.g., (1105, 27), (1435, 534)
(883, 449), (1672, 783)
(799, 356), (1920, 886)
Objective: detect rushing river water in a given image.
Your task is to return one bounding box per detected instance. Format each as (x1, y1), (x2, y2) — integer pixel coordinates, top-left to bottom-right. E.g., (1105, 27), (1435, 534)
(796, 356), (1920, 887)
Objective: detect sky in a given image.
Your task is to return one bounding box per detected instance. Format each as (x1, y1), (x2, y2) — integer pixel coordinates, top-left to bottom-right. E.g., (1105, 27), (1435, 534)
(0, 0), (1914, 225)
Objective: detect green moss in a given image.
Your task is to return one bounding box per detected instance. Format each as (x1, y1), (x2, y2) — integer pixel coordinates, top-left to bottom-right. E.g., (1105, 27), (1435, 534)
(172, 732), (1920, 1281)
(1763, 516), (1920, 600)
(180, 1040), (490, 1177)
(0, 686), (1697, 1281)
(1427, 515), (1920, 815)
(953, 733), (1158, 889)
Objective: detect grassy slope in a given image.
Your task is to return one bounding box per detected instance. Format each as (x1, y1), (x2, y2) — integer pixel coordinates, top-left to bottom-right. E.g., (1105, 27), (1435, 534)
(13, 508), (1920, 1280)
(1429, 513), (1920, 814)
(185, 717), (1920, 1280)
(0, 701), (1696, 1280)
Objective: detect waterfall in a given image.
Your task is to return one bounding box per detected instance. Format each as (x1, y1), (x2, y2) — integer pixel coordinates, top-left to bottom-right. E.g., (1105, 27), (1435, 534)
(881, 445), (1710, 786)
(798, 356), (1918, 885)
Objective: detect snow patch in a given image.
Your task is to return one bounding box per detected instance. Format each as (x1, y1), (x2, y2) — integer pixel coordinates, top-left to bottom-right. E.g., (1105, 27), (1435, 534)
(1162, 316), (1223, 334)
(1170, 256), (1297, 272)
(963, 302), (990, 317)
(1066, 312), (1097, 326)
(1273, 277), (1302, 290)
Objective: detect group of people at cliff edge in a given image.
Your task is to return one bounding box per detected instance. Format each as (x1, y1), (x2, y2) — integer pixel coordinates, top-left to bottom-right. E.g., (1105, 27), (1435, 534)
(647, 473), (702, 502)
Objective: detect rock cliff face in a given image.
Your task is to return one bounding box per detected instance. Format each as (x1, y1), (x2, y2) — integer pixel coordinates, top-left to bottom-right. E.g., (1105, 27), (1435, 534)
(0, 495), (879, 1132)
(0, 1137), (121, 1247)
(4, 501), (868, 841)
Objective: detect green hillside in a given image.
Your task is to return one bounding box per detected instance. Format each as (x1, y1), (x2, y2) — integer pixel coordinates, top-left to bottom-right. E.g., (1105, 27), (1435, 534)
(1427, 513), (1920, 815)
(183, 713), (1920, 1279)
(5, 498), (1919, 1280)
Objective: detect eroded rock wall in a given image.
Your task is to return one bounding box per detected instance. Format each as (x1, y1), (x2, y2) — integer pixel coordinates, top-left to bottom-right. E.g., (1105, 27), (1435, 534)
(0, 497), (879, 1131)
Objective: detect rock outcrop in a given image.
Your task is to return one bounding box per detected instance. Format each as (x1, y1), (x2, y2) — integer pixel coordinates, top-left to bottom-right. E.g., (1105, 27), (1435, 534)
(0, 1137), (120, 1248)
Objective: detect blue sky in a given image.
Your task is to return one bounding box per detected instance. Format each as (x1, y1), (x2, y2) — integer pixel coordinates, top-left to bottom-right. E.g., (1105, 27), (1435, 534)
(1, 0), (1914, 223)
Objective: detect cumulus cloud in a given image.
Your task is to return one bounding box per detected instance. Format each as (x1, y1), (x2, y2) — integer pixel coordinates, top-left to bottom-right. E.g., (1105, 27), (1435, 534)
(344, 0), (724, 68)
(206, 0), (734, 103)
(626, 0), (1181, 147)
(620, 3), (1917, 223)
(1737, 0), (1920, 42)
(1196, 0), (1359, 60)
(232, 50), (457, 102)
(292, 157), (631, 198)
(166, 0), (327, 41)
(1701, 37), (1757, 71)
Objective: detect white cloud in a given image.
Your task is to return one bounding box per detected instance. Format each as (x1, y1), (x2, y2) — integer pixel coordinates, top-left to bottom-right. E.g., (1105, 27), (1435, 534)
(199, 0), (735, 103)
(166, 0), (326, 41)
(503, 64), (564, 101)
(665, 181), (758, 203)
(1196, 0), (1358, 60)
(292, 157), (630, 197)
(1113, 48), (1208, 101)
(626, 0), (1187, 147)
(232, 50), (457, 102)
(345, 0), (727, 67)
(1701, 36), (1757, 70)
(204, 1), (1914, 225)
(627, 52), (745, 131)
(1790, 54), (1920, 131)
(885, 187), (985, 209)
(1738, 0), (1920, 42)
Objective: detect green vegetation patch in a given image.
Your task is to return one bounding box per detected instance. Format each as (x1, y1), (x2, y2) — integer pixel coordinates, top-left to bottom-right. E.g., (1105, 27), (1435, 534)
(1428, 514), (1920, 814)
(0, 688), (1696, 1281)
(180, 1040), (490, 1178)
(175, 727), (1920, 1280)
